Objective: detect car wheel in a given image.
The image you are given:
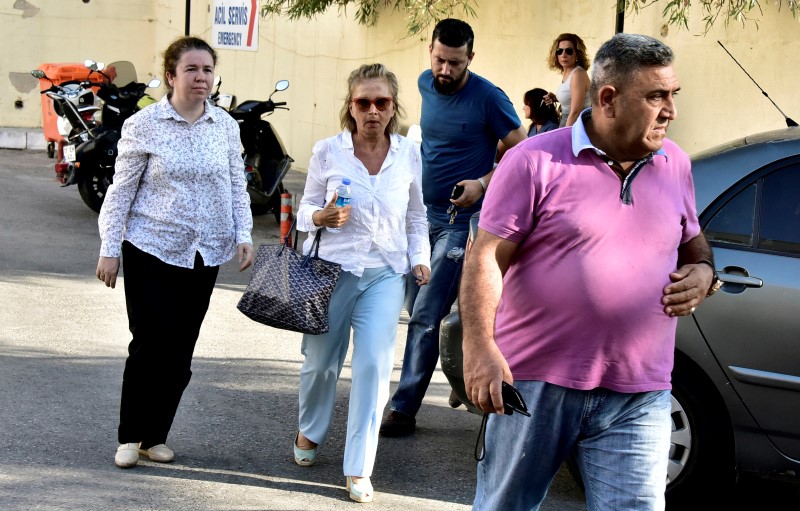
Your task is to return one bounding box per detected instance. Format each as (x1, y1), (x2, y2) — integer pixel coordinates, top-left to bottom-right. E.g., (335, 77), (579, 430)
(666, 361), (735, 508)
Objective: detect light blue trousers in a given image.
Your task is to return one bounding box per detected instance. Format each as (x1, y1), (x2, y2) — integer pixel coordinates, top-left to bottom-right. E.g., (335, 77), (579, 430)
(298, 266), (405, 477)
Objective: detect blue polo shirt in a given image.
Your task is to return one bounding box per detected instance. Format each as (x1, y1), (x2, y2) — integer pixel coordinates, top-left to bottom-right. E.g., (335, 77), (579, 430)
(418, 69), (520, 227)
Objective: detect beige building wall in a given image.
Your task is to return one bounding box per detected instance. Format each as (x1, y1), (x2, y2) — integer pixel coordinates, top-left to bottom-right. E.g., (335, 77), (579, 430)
(3, 1), (798, 170)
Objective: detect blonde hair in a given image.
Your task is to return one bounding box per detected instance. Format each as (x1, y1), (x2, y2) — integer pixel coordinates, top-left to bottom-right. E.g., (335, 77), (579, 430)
(339, 63), (405, 135)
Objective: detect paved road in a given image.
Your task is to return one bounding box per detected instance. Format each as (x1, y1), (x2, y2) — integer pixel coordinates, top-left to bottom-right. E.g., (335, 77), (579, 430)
(0, 149), (587, 511)
(4, 149), (798, 511)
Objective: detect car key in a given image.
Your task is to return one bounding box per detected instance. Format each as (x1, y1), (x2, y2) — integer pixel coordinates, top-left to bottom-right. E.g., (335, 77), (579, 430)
(448, 184), (465, 225)
(448, 204), (458, 224)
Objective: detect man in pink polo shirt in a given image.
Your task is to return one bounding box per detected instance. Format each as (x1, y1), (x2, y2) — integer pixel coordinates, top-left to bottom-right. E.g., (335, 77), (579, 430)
(460, 34), (718, 511)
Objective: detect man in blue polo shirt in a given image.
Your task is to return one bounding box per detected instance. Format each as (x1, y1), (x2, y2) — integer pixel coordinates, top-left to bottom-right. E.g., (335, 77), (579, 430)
(381, 18), (526, 437)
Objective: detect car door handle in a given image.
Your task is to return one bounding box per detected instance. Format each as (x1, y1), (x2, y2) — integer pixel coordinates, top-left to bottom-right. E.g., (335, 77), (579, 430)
(719, 273), (763, 287)
(718, 267), (763, 290)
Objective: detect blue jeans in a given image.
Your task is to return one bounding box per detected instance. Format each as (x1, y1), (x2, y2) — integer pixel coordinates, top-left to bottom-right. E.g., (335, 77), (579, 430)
(474, 381), (671, 511)
(389, 223), (469, 417)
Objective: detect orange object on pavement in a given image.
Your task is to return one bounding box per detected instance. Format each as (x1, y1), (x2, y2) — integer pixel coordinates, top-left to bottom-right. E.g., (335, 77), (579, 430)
(36, 63), (98, 146)
(280, 192), (293, 246)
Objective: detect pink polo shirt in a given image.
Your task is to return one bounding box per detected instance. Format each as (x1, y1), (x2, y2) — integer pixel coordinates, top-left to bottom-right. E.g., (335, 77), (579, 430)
(479, 120), (699, 393)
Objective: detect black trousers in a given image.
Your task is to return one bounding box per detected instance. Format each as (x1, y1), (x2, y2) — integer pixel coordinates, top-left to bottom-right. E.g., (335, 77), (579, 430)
(118, 241), (219, 447)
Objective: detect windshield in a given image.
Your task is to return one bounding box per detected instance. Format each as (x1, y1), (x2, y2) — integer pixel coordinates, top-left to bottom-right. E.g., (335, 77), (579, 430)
(103, 61), (138, 87)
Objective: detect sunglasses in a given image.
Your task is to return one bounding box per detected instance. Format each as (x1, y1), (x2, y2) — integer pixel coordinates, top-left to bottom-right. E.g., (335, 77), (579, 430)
(555, 47), (575, 56)
(351, 97), (393, 112)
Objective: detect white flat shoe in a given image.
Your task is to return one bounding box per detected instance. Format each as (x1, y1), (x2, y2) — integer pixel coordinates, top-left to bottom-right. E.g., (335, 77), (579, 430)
(115, 443), (139, 468)
(138, 443), (174, 463)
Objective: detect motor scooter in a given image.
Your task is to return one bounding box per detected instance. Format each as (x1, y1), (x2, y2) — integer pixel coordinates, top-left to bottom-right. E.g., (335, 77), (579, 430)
(31, 65), (100, 161)
(208, 76), (236, 111)
(227, 80), (293, 222)
(63, 61), (159, 213)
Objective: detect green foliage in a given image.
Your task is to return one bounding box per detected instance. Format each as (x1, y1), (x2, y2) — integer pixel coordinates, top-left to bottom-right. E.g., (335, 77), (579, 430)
(259, 0), (799, 36)
(259, 0), (477, 36)
(626, 0), (799, 33)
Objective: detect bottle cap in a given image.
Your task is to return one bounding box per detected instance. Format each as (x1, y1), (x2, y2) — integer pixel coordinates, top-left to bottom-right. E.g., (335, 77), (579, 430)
(342, 178), (351, 185)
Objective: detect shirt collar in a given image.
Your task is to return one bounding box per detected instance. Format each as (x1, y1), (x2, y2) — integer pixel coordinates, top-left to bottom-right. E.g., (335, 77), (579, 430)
(342, 129), (400, 152)
(155, 95), (219, 124)
(571, 108), (667, 161)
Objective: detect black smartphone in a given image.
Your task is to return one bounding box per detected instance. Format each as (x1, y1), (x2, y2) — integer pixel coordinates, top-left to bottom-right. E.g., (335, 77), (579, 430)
(451, 184), (465, 200)
(501, 381), (531, 417)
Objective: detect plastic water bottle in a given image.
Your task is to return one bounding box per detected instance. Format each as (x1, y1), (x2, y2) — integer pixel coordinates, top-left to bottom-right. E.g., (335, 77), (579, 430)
(327, 178), (351, 233)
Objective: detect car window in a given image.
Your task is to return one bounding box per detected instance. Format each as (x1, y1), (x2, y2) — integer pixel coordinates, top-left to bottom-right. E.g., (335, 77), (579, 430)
(704, 184), (756, 247)
(705, 164), (800, 255)
(758, 165), (800, 255)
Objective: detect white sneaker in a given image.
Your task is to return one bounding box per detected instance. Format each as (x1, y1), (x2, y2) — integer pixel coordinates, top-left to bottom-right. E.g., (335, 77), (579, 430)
(138, 443), (174, 463)
(115, 443), (139, 468)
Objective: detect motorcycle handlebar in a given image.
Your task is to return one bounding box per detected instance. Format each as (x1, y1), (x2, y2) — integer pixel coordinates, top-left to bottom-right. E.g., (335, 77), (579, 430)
(273, 102), (287, 107)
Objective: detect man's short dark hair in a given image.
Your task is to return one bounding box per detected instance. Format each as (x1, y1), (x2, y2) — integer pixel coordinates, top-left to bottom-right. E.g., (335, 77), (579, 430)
(431, 18), (474, 54)
(590, 33), (674, 103)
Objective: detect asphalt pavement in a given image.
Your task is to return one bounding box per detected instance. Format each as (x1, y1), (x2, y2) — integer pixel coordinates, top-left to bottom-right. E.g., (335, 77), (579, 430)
(0, 149), (587, 511)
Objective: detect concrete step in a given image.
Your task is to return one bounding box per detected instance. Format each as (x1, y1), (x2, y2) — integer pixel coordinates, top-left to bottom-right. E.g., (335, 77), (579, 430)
(0, 127), (48, 151)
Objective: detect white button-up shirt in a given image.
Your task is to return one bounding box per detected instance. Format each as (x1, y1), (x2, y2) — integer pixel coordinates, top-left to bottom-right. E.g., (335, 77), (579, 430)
(98, 96), (252, 268)
(297, 130), (430, 277)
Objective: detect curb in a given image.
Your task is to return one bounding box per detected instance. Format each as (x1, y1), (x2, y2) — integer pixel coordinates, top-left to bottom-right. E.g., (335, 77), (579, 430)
(0, 127), (48, 151)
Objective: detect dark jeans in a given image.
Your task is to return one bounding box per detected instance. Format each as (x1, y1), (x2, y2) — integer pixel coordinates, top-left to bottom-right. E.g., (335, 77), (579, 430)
(389, 223), (468, 417)
(118, 241), (219, 448)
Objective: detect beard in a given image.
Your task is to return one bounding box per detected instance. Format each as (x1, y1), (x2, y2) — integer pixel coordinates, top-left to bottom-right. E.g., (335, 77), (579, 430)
(433, 69), (468, 94)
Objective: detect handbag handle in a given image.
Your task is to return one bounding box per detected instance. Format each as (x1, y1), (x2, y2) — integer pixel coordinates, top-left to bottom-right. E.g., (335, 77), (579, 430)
(281, 216), (324, 267)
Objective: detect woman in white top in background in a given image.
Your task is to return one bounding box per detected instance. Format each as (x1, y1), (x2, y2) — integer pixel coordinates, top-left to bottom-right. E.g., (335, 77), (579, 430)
(545, 33), (591, 127)
(292, 63), (430, 503)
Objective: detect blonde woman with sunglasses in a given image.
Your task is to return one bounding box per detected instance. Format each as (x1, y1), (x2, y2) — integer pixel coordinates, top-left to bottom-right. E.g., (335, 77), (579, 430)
(544, 33), (592, 127)
(292, 63), (431, 503)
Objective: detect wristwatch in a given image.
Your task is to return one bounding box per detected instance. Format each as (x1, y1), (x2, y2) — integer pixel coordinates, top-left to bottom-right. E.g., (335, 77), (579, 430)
(696, 259), (722, 297)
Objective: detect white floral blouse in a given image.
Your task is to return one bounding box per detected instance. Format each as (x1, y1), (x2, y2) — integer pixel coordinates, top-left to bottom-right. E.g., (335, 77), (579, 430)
(98, 96), (252, 268)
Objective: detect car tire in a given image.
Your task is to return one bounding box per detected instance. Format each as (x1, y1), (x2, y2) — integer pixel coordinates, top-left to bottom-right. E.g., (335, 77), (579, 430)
(666, 360), (736, 508)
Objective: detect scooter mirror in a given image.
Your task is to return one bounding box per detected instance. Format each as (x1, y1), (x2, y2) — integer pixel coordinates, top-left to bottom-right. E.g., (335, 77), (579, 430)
(96, 62), (105, 71)
(147, 79), (162, 88)
(274, 80), (289, 92)
(84, 59), (98, 71)
(214, 76), (222, 88)
(31, 70), (46, 79)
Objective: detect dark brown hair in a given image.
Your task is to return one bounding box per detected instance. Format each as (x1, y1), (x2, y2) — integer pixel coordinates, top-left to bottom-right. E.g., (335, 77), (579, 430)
(523, 88), (561, 128)
(162, 36), (217, 95)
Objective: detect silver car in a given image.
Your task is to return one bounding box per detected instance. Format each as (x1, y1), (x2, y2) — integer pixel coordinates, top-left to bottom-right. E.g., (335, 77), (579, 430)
(439, 127), (800, 505)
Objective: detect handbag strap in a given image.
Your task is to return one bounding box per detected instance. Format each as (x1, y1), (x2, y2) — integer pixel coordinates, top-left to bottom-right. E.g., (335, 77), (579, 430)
(303, 229), (323, 267)
(282, 215), (324, 267)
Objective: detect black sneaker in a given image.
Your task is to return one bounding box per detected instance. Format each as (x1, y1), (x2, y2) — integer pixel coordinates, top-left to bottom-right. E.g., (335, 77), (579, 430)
(379, 410), (416, 437)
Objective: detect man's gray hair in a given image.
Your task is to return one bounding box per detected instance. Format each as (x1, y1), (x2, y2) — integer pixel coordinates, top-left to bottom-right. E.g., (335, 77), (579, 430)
(590, 33), (674, 103)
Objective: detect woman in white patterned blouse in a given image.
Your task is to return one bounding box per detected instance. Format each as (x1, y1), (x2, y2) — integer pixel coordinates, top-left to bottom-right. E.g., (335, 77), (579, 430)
(96, 36), (254, 469)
